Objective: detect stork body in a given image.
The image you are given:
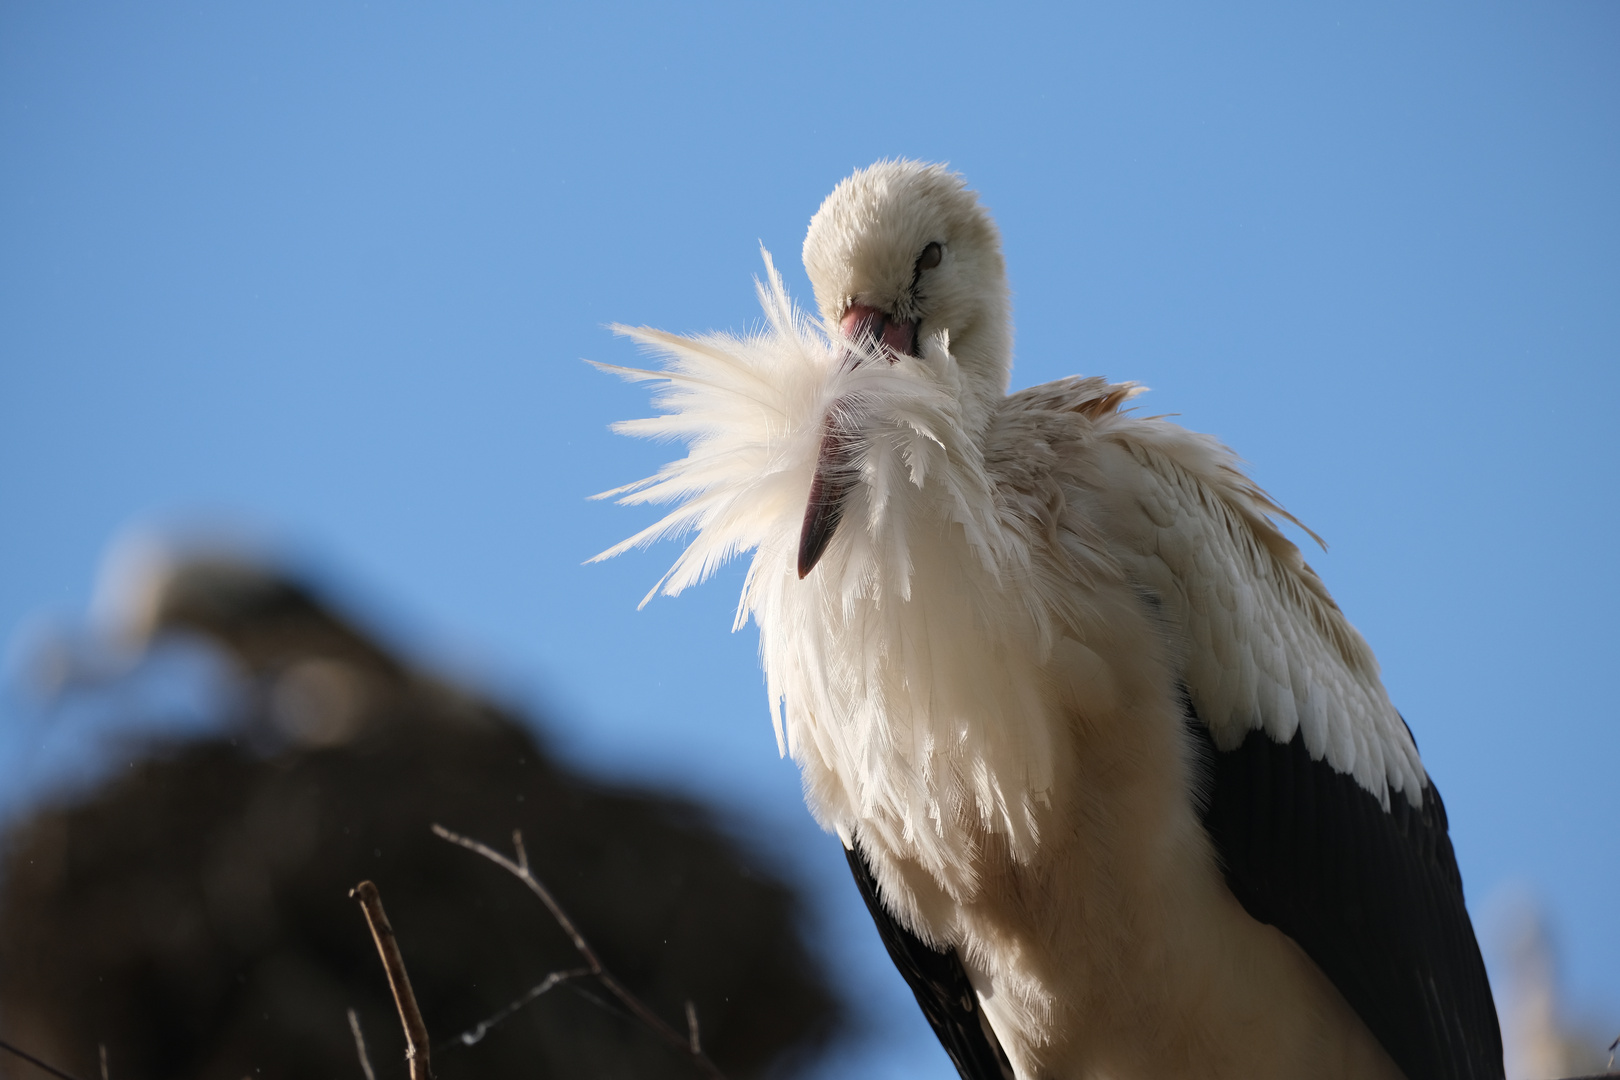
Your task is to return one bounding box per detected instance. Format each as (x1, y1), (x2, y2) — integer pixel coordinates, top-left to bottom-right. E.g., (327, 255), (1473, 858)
(597, 161), (1501, 1080)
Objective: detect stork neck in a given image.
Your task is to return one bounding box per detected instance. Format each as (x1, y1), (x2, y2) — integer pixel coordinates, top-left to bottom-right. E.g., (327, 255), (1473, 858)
(947, 311), (1012, 440)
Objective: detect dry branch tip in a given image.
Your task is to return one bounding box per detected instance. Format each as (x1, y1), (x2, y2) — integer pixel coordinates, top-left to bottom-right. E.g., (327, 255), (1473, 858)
(351, 880), (432, 1080)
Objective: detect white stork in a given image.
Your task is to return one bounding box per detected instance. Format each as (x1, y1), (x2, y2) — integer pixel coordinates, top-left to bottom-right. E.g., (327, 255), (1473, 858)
(594, 160), (1502, 1080)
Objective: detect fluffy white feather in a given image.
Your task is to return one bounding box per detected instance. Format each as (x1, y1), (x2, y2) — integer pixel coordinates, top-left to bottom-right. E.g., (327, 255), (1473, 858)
(595, 251), (1075, 892)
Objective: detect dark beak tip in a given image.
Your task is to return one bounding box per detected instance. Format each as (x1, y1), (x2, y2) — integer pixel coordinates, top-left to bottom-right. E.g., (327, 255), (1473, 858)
(796, 512), (836, 580)
(799, 406), (855, 582)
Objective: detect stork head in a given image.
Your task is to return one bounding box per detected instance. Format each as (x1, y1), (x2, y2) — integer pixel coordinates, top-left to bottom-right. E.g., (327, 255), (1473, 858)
(796, 161), (1012, 578)
(803, 160), (1011, 405)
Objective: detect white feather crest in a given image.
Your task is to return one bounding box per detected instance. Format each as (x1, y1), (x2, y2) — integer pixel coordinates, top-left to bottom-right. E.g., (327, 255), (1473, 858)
(595, 251), (1067, 895)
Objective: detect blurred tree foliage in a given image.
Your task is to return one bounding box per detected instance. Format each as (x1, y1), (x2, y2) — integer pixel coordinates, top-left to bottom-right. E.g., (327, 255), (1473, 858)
(0, 554), (842, 1079)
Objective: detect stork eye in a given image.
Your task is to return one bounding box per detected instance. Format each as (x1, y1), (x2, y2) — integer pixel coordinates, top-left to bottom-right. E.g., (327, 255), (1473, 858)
(916, 242), (943, 271)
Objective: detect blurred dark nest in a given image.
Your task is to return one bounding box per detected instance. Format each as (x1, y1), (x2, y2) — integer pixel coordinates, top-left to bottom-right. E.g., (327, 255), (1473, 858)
(0, 548), (843, 1079)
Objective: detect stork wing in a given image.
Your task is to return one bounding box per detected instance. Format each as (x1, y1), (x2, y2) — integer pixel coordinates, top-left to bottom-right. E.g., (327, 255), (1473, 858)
(1184, 713), (1502, 1080)
(845, 841), (1014, 1080)
(1003, 378), (1503, 1080)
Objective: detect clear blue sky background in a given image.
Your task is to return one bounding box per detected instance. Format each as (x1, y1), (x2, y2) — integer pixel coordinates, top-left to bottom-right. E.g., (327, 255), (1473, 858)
(2, 4), (1616, 1075)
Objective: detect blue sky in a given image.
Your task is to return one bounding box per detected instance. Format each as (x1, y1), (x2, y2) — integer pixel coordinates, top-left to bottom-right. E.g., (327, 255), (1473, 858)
(2, 3), (1616, 1074)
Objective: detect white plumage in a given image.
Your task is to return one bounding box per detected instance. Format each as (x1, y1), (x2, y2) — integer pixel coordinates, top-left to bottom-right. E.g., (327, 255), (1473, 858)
(595, 161), (1498, 1080)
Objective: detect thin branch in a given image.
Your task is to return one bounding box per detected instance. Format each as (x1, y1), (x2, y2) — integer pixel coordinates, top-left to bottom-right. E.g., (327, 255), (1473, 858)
(438, 966), (593, 1049)
(564, 978), (626, 1019)
(431, 826), (601, 968)
(347, 1008), (377, 1080)
(431, 823), (727, 1080)
(0, 1039), (94, 1080)
(350, 880), (432, 1080)
(685, 1000), (702, 1055)
(97, 1045), (108, 1080)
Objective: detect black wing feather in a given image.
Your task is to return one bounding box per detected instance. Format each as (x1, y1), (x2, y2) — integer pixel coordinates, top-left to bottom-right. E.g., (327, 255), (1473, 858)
(844, 842), (1013, 1080)
(1187, 710), (1504, 1080)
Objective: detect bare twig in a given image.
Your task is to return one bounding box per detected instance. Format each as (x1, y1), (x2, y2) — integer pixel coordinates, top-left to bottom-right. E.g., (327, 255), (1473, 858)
(566, 979), (624, 1019)
(431, 823), (727, 1080)
(0, 1038), (94, 1080)
(347, 1008), (377, 1080)
(685, 1000), (702, 1055)
(431, 826), (599, 965)
(439, 966), (592, 1048)
(97, 1045), (108, 1080)
(350, 880), (432, 1080)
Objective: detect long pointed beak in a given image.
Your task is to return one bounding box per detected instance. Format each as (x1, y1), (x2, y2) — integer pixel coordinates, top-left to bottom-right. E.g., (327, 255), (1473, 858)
(797, 427), (853, 578)
(796, 305), (919, 579)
